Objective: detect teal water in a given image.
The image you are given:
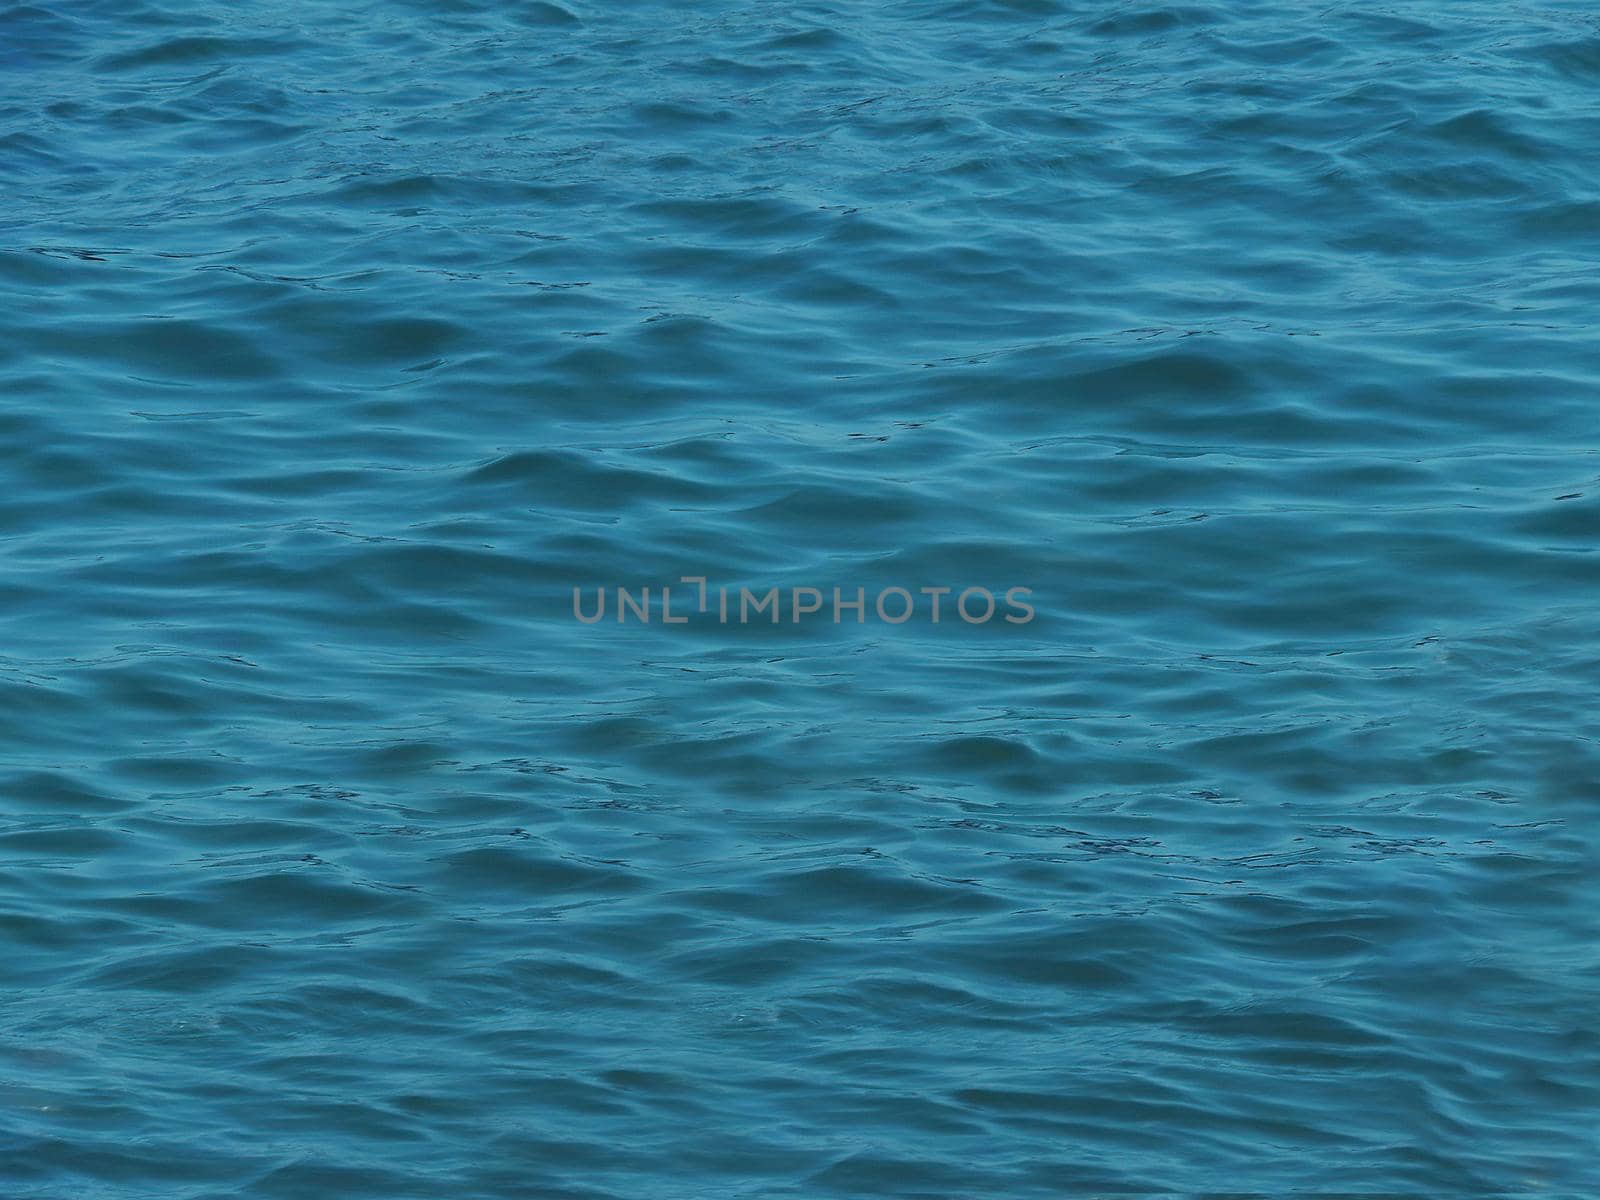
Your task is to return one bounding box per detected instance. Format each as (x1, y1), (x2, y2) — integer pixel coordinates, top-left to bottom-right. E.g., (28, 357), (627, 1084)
(4, 2), (1599, 1195)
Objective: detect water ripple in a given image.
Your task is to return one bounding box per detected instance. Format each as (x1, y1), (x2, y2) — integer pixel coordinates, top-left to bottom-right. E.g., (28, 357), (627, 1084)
(3, 1), (1598, 1196)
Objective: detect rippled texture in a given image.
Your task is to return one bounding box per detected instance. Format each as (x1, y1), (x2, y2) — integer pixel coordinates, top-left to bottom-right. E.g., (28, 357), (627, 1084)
(4, 2), (1599, 1195)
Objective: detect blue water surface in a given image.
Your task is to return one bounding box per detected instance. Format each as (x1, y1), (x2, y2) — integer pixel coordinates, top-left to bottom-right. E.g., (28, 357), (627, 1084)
(3, 1), (1599, 1195)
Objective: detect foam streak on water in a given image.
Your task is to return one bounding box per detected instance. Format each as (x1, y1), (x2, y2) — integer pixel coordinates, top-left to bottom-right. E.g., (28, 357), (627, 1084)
(2, 2), (1599, 1196)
